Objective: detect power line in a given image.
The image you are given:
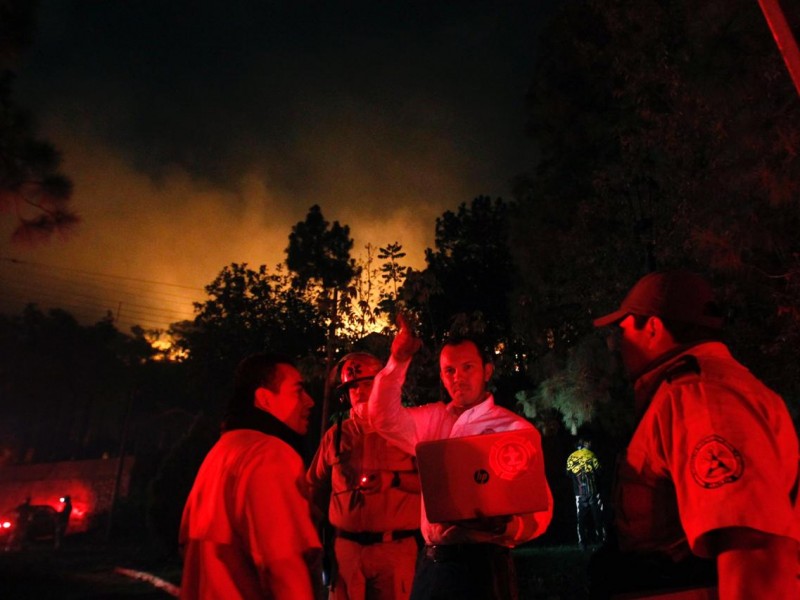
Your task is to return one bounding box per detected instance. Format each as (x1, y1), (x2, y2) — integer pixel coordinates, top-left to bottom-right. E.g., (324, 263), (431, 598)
(0, 256), (203, 330)
(0, 259), (202, 304)
(1, 291), (178, 329)
(0, 256), (205, 292)
(1, 277), (195, 319)
(2, 267), (201, 305)
(2, 288), (191, 325)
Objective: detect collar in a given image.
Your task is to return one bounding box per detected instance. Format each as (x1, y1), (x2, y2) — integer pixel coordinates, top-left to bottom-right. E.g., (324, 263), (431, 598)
(222, 408), (306, 461)
(633, 341), (728, 417)
(446, 393), (494, 418)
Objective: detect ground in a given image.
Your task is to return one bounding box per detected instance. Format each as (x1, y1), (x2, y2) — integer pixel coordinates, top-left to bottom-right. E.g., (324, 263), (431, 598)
(516, 544), (593, 598)
(0, 536), (182, 599)
(0, 536), (592, 599)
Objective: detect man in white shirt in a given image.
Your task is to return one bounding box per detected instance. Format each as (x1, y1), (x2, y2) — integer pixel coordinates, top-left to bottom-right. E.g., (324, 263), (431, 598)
(368, 316), (553, 600)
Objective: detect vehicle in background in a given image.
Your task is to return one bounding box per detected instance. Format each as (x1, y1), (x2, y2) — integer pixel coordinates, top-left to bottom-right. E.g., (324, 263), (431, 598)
(1, 504), (58, 549)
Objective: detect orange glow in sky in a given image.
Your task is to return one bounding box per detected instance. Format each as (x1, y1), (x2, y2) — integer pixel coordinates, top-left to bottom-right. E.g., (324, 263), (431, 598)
(0, 124), (444, 333)
(0, 3), (545, 334)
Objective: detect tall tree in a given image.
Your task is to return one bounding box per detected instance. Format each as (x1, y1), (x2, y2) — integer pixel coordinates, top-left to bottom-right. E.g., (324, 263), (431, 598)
(286, 205), (356, 290)
(408, 196), (517, 346)
(343, 244), (379, 340)
(375, 241), (408, 322)
(285, 205), (356, 431)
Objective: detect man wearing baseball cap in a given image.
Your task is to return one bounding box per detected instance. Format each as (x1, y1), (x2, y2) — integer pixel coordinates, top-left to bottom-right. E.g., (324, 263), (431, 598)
(592, 270), (800, 599)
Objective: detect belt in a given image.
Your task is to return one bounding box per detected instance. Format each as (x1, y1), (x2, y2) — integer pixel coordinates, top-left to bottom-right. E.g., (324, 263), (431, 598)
(337, 528), (418, 545)
(423, 543), (507, 563)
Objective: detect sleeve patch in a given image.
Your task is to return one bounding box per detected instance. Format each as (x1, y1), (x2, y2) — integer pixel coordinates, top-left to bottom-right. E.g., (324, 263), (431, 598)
(690, 435), (744, 488)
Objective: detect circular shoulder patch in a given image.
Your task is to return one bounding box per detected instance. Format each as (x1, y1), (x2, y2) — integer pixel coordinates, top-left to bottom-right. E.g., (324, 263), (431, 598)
(489, 435), (536, 481)
(690, 435), (744, 489)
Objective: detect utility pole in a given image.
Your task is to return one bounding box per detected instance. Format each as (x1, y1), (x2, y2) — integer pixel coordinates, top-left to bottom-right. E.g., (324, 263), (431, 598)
(758, 0), (800, 97)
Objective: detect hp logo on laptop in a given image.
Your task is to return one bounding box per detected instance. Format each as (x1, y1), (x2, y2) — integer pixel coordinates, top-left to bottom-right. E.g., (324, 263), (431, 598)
(474, 469), (490, 484)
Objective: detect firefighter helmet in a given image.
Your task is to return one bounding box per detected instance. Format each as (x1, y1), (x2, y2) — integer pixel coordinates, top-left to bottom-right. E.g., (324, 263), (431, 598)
(339, 352), (382, 386)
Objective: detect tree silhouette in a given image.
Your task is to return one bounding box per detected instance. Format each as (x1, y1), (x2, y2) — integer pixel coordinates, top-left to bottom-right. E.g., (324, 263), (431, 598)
(172, 262), (325, 418)
(407, 196), (517, 347)
(376, 241), (407, 321)
(286, 205), (355, 290)
(0, 1), (77, 243)
(286, 205), (356, 432)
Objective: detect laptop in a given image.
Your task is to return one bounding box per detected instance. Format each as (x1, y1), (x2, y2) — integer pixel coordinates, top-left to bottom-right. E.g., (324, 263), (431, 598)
(415, 428), (549, 523)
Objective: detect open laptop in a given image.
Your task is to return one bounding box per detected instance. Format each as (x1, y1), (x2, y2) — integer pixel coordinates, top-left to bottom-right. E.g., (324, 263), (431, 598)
(415, 428), (548, 523)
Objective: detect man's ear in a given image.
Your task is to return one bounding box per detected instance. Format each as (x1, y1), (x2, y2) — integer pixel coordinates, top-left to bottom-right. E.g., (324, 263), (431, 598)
(483, 362), (494, 383)
(649, 316), (675, 347)
(646, 316), (662, 338)
(253, 387), (274, 413)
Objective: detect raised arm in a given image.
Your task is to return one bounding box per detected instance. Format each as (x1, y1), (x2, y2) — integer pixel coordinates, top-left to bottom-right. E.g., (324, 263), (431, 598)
(367, 313), (422, 455)
(391, 312), (423, 362)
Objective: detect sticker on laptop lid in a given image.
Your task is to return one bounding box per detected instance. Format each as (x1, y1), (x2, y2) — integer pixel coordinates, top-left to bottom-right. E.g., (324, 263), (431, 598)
(489, 435), (536, 480)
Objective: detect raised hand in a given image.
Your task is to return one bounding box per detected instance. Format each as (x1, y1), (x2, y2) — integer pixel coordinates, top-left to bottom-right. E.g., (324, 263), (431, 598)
(391, 312), (422, 362)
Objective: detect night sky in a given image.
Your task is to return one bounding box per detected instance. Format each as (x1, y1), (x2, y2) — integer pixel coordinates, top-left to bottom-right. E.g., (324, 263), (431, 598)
(0, 1), (555, 332)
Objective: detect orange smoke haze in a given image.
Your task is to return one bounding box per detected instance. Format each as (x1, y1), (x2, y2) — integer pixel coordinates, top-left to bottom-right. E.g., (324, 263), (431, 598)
(1, 3), (549, 333)
(0, 117), (475, 333)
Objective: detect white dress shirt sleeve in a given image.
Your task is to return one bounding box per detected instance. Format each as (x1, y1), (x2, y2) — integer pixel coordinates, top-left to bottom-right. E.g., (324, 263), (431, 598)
(367, 355), (420, 456)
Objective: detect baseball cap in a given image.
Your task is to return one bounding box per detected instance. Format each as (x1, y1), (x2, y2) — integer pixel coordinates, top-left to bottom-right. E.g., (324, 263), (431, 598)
(593, 270), (724, 329)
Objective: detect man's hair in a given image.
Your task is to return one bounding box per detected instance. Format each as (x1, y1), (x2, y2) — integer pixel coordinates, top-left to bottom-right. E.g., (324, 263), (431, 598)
(227, 352), (295, 417)
(631, 314), (723, 344)
(439, 334), (493, 365)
